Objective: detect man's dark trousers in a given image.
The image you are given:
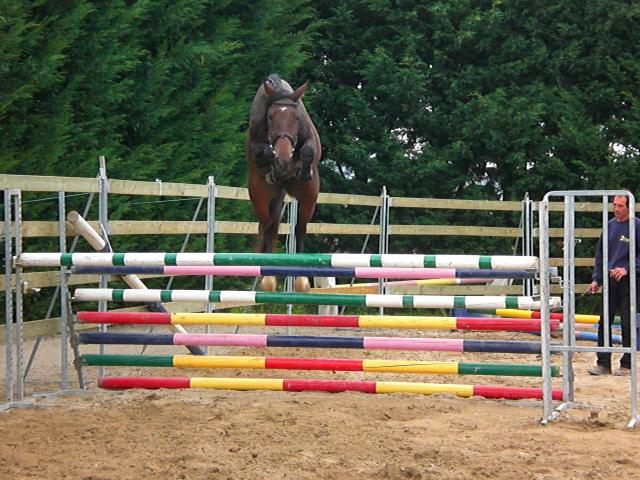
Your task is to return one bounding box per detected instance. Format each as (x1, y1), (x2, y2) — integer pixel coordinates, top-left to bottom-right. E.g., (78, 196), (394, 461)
(597, 277), (636, 369)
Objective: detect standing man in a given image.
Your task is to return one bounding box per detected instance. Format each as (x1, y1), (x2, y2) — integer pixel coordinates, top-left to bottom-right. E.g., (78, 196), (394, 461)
(587, 193), (640, 376)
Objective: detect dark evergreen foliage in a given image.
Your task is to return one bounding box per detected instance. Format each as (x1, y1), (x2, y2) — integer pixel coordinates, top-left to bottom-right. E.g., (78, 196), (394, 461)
(296, 0), (640, 256)
(301, 1), (640, 203)
(1, 0), (316, 185)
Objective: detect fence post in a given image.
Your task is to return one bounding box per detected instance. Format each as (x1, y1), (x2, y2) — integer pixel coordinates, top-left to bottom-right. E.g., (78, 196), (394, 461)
(97, 156), (109, 378)
(285, 199), (298, 317)
(205, 176), (217, 318)
(522, 192), (534, 296)
(378, 186), (390, 315)
(58, 192), (69, 389)
(538, 195), (553, 423)
(562, 196), (576, 403)
(3, 189), (16, 402)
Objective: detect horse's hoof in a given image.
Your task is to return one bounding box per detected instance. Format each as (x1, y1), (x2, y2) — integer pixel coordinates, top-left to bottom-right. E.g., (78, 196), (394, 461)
(294, 276), (310, 292)
(260, 276), (277, 291)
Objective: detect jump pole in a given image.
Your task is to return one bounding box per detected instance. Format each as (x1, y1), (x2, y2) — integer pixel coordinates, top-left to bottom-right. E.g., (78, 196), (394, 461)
(478, 308), (599, 324)
(97, 376), (563, 401)
(304, 277), (493, 295)
(79, 353), (560, 377)
(72, 288), (561, 310)
(69, 265), (538, 280)
(75, 311), (561, 332)
(16, 252), (539, 270)
(66, 211), (204, 355)
(77, 331), (546, 354)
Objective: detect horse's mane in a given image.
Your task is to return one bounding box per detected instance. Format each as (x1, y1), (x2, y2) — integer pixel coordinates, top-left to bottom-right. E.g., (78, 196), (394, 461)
(265, 73), (286, 90)
(264, 74), (296, 103)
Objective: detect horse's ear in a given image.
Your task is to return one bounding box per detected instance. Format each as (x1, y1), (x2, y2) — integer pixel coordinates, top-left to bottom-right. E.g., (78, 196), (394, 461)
(290, 82), (309, 102)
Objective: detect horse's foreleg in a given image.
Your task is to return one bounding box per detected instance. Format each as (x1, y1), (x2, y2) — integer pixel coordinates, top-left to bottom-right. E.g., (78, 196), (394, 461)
(257, 193), (285, 291)
(295, 219), (307, 255)
(257, 217), (280, 253)
(258, 215), (279, 291)
(297, 142), (316, 181)
(251, 141), (275, 168)
(292, 205), (315, 292)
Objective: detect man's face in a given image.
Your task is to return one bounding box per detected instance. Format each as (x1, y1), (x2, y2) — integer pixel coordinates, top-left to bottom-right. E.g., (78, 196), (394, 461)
(613, 195), (630, 222)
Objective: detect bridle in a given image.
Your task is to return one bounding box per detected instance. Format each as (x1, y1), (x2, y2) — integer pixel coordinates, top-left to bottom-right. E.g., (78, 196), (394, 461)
(268, 131), (297, 149)
(267, 100), (299, 151)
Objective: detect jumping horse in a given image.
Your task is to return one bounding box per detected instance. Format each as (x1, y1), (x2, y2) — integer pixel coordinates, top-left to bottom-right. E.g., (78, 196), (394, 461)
(246, 74), (322, 291)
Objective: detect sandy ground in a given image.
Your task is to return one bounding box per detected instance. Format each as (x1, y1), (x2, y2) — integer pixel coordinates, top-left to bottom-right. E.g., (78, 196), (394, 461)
(1, 322), (639, 480)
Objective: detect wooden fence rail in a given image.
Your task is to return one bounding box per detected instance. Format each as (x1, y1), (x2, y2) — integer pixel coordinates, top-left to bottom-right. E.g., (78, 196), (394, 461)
(2, 173), (603, 338)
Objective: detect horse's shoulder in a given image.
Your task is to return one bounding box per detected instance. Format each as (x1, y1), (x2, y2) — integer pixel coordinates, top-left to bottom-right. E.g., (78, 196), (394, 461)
(249, 86), (269, 132)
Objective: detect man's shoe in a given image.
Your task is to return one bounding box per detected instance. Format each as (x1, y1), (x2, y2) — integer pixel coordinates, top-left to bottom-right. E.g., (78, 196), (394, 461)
(614, 367), (632, 376)
(588, 365), (612, 375)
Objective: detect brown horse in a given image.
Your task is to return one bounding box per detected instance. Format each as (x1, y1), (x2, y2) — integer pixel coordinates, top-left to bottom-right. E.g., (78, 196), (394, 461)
(246, 74), (322, 291)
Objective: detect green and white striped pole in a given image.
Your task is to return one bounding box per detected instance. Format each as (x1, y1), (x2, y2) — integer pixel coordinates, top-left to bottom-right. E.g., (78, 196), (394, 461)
(16, 252), (539, 270)
(73, 288), (560, 310)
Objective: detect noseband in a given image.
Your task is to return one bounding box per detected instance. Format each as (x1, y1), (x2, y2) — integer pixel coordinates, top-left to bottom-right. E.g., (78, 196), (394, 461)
(268, 100), (299, 151)
(269, 131), (297, 149)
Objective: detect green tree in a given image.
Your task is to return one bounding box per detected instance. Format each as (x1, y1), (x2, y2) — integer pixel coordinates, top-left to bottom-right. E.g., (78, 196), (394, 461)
(301, 1), (640, 201)
(298, 0), (640, 254)
(0, 0), (318, 187)
(0, 1), (94, 173)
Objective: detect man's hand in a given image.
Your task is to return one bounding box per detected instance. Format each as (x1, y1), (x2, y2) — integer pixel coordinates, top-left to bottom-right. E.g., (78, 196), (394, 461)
(609, 267), (628, 281)
(587, 281), (600, 294)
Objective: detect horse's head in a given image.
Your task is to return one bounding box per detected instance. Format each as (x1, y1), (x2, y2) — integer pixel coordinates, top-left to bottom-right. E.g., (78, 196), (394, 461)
(264, 80), (308, 183)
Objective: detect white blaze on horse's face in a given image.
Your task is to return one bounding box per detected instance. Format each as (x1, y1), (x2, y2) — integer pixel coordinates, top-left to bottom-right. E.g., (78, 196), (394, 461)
(268, 101), (299, 181)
